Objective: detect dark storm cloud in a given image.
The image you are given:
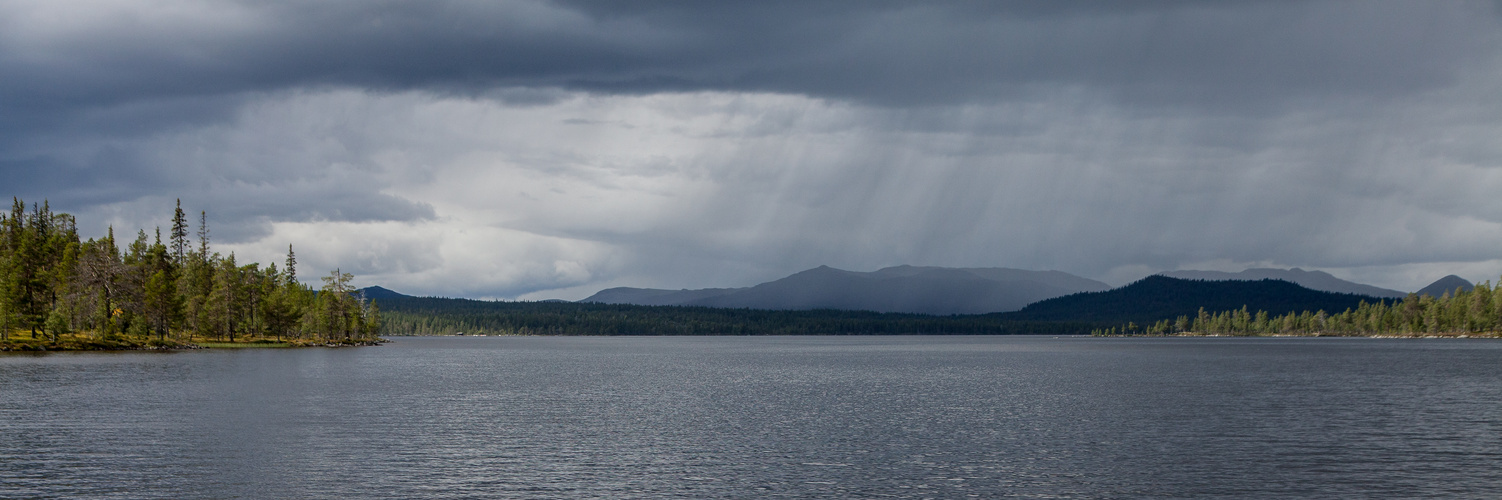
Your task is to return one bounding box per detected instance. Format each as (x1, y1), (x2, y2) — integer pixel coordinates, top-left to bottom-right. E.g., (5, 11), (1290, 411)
(2, 0), (1488, 202)
(7, 1), (1495, 178)
(3, 1), (1494, 119)
(4, 147), (435, 244)
(6, 0), (1502, 296)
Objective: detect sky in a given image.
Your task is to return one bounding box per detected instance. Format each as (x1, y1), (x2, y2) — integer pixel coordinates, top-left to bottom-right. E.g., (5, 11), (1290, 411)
(6, 0), (1502, 299)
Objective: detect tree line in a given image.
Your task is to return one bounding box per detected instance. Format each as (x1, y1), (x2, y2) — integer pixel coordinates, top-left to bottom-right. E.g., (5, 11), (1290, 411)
(1099, 281), (1496, 336)
(0, 198), (380, 345)
(375, 296), (1104, 336)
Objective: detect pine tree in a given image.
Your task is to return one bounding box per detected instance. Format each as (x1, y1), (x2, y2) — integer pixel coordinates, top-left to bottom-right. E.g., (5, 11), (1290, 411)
(1469, 282), (1492, 332)
(171, 199), (188, 263)
(140, 231), (180, 340)
(319, 268), (355, 340)
(143, 270), (174, 339)
(260, 285), (302, 341)
(285, 244), (297, 285)
(207, 253), (247, 341)
(1422, 295), (1440, 333)
(0, 201), (20, 341)
(1447, 289), (1469, 333)
(0, 237), (12, 341)
(197, 210), (209, 257)
(11, 200), (49, 337)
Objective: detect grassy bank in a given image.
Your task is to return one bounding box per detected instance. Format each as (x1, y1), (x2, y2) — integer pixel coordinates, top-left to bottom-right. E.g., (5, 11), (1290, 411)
(0, 333), (188, 351)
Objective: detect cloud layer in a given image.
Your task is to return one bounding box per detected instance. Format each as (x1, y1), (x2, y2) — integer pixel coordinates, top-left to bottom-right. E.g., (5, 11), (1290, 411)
(5, 1), (1502, 297)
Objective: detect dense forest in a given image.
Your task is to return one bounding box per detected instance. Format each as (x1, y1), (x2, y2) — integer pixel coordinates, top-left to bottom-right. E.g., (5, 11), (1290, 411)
(374, 295), (1102, 336)
(0, 198), (381, 349)
(1115, 280), (1497, 337)
(1006, 276), (1385, 324)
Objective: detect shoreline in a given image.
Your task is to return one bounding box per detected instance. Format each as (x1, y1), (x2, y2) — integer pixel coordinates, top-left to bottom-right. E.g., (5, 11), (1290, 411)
(0, 336), (385, 352)
(13, 331), (1497, 350)
(1097, 332), (1502, 339)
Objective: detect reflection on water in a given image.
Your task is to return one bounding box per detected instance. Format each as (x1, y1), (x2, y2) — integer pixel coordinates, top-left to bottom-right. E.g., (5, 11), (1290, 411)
(3, 336), (1501, 498)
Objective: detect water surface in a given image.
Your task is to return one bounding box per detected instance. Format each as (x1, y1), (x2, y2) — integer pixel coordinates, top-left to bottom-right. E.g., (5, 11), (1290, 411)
(3, 336), (1500, 498)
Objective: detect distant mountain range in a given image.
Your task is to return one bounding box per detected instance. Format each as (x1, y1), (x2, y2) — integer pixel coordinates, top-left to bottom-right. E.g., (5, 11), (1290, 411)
(362, 274), (1403, 336)
(365, 267), (1477, 330)
(1157, 268), (1407, 298)
(583, 265), (1112, 315)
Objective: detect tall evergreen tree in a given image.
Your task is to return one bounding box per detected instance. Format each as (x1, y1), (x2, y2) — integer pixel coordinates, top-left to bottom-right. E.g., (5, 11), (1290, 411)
(319, 268), (356, 340)
(142, 232), (179, 340)
(207, 253), (243, 341)
(285, 244), (297, 285)
(197, 210), (210, 256)
(260, 284), (302, 341)
(0, 220), (12, 341)
(11, 201), (48, 337)
(170, 199), (188, 263)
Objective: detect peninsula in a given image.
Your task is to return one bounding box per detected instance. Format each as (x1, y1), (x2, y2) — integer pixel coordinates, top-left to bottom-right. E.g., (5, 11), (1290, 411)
(0, 198), (382, 351)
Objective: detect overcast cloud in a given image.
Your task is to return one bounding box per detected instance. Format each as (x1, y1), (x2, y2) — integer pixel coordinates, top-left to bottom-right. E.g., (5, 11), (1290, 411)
(5, 0), (1502, 298)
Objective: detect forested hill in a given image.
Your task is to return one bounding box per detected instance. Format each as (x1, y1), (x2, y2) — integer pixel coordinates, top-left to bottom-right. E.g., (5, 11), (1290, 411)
(1000, 276), (1387, 324)
(356, 286), (412, 301)
(368, 277), (1394, 336)
(372, 295), (1099, 336)
(1157, 268), (1406, 298)
(583, 265), (1110, 315)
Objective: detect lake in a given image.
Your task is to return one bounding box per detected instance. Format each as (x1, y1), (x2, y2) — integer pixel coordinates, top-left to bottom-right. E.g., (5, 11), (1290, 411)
(3, 336), (1501, 498)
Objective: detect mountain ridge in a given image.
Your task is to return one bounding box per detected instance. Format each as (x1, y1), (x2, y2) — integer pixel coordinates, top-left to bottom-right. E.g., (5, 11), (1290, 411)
(1002, 276), (1389, 324)
(1416, 275), (1474, 298)
(356, 286), (412, 300)
(582, 265), (1111, 315)
(1157, 268), (1406, 298)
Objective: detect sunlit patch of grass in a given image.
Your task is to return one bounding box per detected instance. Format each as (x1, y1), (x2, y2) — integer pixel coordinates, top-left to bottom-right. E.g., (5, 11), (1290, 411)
(0, 331), (172, 351)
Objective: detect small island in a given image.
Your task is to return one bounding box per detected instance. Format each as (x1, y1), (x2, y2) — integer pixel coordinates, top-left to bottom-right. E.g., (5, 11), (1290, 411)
(1, 198), (381, 351)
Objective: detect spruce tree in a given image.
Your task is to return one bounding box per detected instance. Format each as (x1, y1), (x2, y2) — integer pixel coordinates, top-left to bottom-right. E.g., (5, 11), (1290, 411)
(0, 249), (11, 341)
(285, 244), (297, 285)
(170, 200), (188, 263)
(319, 268), (355, 340)
(363, 300), (381, 338)
(196, 211), (209, 256)
(12, 201), (47, 337)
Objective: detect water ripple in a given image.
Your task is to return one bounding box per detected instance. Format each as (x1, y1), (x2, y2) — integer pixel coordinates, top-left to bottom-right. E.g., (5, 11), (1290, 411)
(2, 336), (1501, 498)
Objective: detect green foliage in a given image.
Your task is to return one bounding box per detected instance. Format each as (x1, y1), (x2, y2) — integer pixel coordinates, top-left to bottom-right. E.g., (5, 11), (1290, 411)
(170, 199), (189, 263)
(1010, 276), (1383, 324)
(0, 197), (380, 347)
(0, 199), (77, 337)
(45, 308), (70, 337)
(1102, 280), (1502, 337)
